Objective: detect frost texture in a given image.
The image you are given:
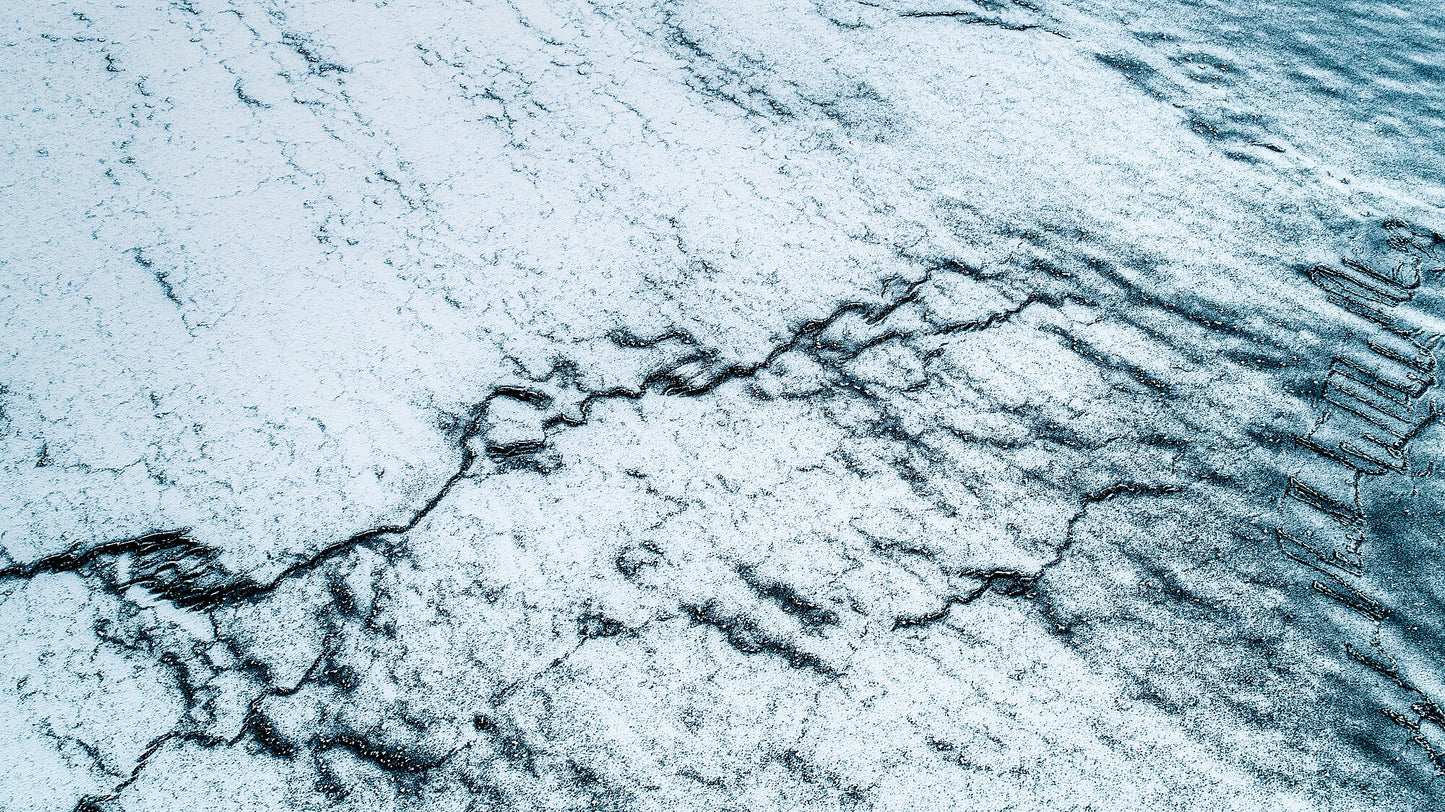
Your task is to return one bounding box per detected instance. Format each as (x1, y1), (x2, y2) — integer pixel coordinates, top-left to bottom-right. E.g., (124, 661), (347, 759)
(2, 0), (1444, 810)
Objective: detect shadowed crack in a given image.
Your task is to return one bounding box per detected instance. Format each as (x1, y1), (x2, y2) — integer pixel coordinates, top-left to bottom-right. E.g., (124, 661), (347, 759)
(10, 256), (1127, 809)
(1, 400), (491, 608)
(892, 483), (1182, 630)
(737, 565), (840, 629)
(74, 732), (176, 812)
(683, 600), (838, 675)
(2, 261), (1047, 614)
(898, 5), (1067, 38)
(0, 530), (220, 606)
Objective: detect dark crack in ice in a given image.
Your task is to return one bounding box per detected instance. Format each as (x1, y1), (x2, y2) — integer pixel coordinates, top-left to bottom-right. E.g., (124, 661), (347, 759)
(4, 0), (1445, 810)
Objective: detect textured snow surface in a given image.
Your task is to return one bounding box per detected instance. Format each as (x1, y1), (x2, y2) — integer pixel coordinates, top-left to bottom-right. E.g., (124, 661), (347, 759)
(2, 0), (1444, 809)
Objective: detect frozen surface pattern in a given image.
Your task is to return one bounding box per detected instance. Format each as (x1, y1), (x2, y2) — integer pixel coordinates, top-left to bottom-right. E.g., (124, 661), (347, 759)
(2, 0), (1444, 809)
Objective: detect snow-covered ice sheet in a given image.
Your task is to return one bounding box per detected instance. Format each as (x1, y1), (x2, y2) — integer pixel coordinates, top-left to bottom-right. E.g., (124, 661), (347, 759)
(2, 0), (1443, 809)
